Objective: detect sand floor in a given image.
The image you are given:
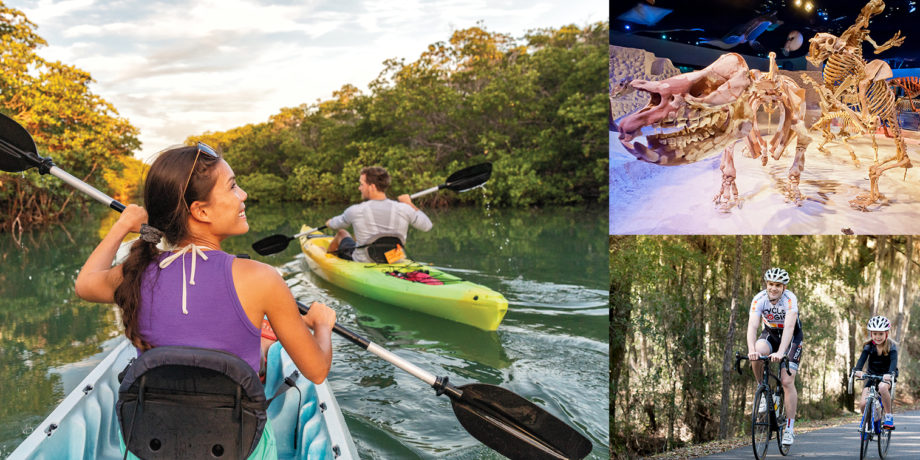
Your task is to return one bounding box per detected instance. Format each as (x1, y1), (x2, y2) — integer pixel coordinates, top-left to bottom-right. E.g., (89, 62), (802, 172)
(610, 127), (920, 235)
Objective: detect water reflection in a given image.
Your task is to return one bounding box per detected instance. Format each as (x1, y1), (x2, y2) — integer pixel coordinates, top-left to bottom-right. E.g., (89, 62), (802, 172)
(0, 207), (121, 455)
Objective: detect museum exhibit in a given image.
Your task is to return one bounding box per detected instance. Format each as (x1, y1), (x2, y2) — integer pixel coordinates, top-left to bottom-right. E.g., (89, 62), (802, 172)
(610, 0), (920, 234)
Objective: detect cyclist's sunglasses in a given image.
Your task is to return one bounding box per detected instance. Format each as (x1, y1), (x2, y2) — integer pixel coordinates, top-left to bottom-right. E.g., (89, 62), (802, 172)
(179, 142), (219, 210)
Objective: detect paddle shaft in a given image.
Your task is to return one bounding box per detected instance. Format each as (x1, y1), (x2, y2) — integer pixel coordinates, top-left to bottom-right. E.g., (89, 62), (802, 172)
(292, 225), (326, 239)
(49, 165), (126, 212)
(296, 301), (458, 395)
(409, 185), (440, 200)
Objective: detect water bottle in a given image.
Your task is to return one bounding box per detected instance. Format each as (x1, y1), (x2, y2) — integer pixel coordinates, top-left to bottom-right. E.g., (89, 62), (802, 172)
(774, 394), (781, 418)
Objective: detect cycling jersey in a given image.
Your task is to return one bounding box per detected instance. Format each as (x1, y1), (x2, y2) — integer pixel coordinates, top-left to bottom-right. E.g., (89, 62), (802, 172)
(750, 289), (802, 336)
(854, 341), (898, 376)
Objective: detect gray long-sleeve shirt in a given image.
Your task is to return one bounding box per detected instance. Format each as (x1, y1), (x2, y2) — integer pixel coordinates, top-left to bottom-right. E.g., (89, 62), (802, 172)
(327, 199), (432, 262)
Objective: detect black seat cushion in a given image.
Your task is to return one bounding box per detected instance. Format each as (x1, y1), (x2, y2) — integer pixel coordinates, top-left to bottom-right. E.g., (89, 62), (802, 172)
(116, 346), (267, 459)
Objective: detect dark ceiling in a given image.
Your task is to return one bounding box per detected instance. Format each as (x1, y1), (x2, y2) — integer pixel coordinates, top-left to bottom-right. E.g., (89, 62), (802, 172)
(611, 0), (920, 65)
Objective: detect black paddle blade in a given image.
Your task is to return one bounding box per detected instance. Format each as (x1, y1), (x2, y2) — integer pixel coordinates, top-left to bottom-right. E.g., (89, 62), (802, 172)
(443, 162), (492, 193)
(449, 383), (592, 460)
(251, 234), (293, 256)
(0, 113), (40, 173)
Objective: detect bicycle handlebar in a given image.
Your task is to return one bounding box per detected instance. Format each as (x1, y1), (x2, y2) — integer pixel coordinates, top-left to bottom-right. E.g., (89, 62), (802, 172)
(856, 373), (894, 382)
(847, 371), (896, 394)
(734, 351), (792, 377)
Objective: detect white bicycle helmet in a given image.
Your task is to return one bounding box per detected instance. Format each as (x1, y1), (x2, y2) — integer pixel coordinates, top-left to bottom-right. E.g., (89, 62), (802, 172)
(763, 267), (790, 285)
(867, 315), (891, 332)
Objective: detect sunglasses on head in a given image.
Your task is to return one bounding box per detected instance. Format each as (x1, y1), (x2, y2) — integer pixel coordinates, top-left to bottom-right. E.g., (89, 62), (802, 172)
(197, 141), (218, 158)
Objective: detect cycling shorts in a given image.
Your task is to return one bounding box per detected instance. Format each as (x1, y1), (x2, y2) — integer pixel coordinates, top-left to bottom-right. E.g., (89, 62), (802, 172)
(758, 328), (803, 371)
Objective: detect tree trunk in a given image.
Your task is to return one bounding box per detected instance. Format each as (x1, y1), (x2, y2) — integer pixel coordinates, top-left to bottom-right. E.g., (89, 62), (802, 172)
(895, 236), (912, 343)
(719, 236), (744, 439)
(761, 236), (772, 289)
(872, 236), (887, 316)
(846, 295), (857, 411)
(609, 236), (633, 447)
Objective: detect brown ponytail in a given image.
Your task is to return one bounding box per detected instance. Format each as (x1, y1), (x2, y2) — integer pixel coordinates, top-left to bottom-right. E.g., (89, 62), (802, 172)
(113, 145), (221, 350)
(115, 239), (158, 350)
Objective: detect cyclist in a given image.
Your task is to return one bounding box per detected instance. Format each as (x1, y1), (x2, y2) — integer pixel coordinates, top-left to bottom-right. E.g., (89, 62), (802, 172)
(747, 267), (802, 446)
(854, 315), (898, 429)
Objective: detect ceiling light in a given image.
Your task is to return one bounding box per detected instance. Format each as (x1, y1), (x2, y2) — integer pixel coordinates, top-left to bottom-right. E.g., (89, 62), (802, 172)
(805, 2), (814, 12)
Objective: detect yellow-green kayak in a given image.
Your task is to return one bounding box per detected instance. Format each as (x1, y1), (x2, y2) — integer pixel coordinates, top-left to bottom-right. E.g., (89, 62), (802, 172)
(299, 225), (508, 331)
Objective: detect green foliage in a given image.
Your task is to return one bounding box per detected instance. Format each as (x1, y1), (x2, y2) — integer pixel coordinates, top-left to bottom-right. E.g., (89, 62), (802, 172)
(186, 22), (608, 206)
(0, 3), (140, 229)
(237, 172), (286, 204)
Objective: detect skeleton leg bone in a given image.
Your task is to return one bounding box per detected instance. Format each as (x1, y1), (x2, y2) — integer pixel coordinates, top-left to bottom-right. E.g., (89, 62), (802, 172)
(714, 139), (742, 209)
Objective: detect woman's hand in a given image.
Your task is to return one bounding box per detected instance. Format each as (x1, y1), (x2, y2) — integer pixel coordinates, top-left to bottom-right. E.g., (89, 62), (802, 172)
(748, 350), (761, 360)
(883, 373), (892, 383)
(116, 204), (148, 233)
(855, 370), (864, 378)
(302, 301), (336, 331)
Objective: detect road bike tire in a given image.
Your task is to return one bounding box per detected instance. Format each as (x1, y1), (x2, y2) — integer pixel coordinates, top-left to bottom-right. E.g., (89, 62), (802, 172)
(752, 388), (771, 460)
(878, 401), (891, 459)
(775, 389), (790, 456)
(860, 397), (873, 460)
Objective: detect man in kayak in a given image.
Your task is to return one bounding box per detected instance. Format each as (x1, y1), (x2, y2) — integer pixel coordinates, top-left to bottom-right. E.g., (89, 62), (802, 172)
(74, 143), (336, 457)
(326, 166), (433, 262)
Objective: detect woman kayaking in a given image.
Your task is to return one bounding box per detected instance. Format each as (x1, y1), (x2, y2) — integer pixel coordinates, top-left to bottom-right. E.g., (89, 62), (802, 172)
(73, 142), (336, 456)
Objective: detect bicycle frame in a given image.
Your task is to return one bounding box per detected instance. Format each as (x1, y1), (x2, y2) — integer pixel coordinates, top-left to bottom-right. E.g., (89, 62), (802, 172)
(736, 353), (792, 433)
(851, 372), (895, 459)
(856, 374), (892, 435)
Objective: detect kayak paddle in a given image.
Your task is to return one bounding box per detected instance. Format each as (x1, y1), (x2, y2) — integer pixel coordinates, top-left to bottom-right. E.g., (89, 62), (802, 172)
(250, 162), (492, 256)
(296, 301), (592, 460)
(250, 225), (328, 256)
(0, 114), (126, 212)
(408, 161), (492, 199)
(0, 113), (592, 459)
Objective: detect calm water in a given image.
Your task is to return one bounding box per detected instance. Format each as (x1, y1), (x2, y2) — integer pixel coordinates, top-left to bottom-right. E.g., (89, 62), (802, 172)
(0, 203), (609, 458)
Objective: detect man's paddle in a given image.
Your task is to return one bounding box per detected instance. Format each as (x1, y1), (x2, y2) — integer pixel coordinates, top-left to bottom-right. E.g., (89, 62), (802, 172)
(0, 113), (592, 460)
(250, 162), (492, 256)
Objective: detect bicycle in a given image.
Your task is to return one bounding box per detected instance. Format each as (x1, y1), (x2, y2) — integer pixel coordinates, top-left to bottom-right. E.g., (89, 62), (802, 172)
(735, 352), (792, 460)
(848, 372), (896, 460)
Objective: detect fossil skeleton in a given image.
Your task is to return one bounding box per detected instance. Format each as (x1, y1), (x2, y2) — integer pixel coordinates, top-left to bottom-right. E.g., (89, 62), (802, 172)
(805, 0), (910, 210)
(615, 52), (811, 209)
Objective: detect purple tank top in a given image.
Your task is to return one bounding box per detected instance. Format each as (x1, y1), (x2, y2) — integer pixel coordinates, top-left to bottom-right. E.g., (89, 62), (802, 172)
(137, 249), (261, 372)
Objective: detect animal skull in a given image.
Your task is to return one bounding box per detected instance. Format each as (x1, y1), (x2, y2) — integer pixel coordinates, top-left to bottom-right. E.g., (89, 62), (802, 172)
(616, 53), (752, 164)
(806, 32), (844, 67)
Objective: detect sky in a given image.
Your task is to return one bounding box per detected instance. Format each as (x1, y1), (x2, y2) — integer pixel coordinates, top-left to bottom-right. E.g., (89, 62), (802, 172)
(6, 0), (604, 161)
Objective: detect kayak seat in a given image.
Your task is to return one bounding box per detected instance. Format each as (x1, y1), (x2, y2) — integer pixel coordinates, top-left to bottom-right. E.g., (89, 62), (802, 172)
(116, 346), (281, 459)
(364, 235), (404, 264)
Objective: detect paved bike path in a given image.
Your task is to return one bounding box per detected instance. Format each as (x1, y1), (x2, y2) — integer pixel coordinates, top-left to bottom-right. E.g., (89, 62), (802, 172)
(702, 410), (920, 459)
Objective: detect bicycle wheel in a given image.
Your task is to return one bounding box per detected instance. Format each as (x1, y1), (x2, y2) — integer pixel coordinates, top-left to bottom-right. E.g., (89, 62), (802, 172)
(752, 388), (771, 460)
(860, 398), (873, 460)
(775, 389), (790, 456)
(878, 402), (891, 459)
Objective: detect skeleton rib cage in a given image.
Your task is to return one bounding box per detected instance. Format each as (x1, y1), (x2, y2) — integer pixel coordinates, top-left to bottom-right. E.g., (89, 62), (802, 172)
(889, 76), (920, 112)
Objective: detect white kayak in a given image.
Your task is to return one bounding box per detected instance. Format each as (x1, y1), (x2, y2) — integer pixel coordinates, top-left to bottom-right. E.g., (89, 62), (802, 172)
(9, 338), (357, 459)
